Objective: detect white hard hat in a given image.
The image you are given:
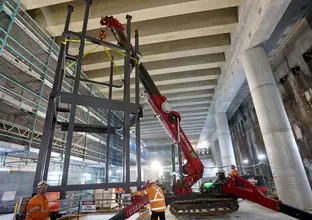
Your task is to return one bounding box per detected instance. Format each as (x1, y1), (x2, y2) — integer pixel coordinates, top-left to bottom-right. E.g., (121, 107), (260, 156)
(37, 181), (49, 189)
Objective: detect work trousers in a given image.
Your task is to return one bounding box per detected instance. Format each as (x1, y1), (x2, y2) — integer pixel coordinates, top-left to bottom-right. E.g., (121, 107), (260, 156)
(115, 193), (122, 208)
(151, 211), (165, 220)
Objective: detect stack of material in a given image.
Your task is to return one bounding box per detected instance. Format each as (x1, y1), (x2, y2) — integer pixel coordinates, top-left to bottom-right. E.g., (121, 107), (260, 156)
(94, 189), (114, 210)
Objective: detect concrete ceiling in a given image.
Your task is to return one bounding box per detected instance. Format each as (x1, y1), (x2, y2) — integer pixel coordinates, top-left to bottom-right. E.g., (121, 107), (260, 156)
(22, 0), (241, 149)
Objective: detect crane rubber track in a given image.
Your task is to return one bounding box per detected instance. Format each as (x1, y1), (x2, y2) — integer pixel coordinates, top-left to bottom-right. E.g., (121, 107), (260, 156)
(169, 197), (239, 217)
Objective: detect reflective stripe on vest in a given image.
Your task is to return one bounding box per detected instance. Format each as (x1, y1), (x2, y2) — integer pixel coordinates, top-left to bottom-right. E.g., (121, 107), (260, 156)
(29, 206), (40, 213)
(150, 198), (165, 202)
(151, 206), (166, 211)
(152, 186), (164, 201)
(38, 195), (49, 213)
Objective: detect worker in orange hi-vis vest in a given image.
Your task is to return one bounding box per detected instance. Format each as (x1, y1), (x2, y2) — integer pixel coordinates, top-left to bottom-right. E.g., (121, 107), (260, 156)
(229, 165), (239, 177)
(26, 181), (50, 220)
(133, 180), (166, 220)
(115, 187), (124, 208)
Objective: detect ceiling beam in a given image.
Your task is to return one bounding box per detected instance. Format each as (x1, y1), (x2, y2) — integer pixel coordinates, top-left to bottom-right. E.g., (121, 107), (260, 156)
(111, 80), (217, 100)
(112, 68), (220, 90)
(142, 98), (211, 109)
(116, 89), (215, 102)
(81, 34), (231, 68)
(144, 109), (209, 118)
(143, 103), (210, 113)
(86, 53), (224, 80)
(133, 123), (204, 134)
(39, 0), (240, 36)
(21, 0), (73, 10)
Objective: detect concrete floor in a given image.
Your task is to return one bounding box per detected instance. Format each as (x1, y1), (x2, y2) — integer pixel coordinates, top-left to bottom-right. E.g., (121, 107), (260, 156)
(166, 201), (296, 220)
(0, 201), (296, 219)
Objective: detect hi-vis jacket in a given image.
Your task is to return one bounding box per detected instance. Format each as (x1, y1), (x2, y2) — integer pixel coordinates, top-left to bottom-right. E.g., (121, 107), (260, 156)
(26, 194), (50, 220)
(230, 169), (239, 177)
(134, 183), (166, 212)
(115, 188), (124, 193)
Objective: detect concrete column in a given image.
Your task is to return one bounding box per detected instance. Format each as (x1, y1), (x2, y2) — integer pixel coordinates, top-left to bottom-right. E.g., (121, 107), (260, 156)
(215, 113), (236, 174)
(212, 140), (223, 170)
(242, 46), (312, 209)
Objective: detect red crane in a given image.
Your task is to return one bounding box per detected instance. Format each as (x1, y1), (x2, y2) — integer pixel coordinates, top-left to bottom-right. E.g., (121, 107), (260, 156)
(100, 17), (312, 220)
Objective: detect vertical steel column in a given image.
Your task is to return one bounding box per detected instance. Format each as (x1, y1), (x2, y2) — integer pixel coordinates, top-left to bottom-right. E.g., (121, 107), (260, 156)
(105, 58), (114, 184)
(44, 42), (71, 181)
(171, 144), (176, 188)
(123, 15), (132, 193)
(32, 37), (55, 175)
(134, 30), (141, 190)
(61, 0), (92, 199)
(33, 6), (73, 190)
(177, 119), (183, 181)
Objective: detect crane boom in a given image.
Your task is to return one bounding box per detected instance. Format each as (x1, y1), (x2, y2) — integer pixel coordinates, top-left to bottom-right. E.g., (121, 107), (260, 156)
(138, 64), (204, 194)
(102, 15), (312, 220)
(103, 21), (205, 194)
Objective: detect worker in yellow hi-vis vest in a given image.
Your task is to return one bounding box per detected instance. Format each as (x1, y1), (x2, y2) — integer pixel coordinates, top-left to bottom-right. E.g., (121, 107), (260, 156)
(133, 180), (166, 220)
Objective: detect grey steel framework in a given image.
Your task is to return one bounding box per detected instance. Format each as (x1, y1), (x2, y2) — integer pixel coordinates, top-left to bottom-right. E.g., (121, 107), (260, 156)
(33, 0), (142, 198)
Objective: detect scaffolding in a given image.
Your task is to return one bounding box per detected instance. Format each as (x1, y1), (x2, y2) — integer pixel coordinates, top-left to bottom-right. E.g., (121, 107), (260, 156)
(0, 0), (145, 198)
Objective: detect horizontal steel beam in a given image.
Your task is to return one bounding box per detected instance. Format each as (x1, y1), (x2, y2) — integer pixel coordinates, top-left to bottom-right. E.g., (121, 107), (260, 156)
(58, 122), (117, 134)
(58, 92), (142, 114)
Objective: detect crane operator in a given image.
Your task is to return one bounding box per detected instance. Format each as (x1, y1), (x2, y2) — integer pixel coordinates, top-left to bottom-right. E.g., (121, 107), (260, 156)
(133, 180), (166, 220)
(26, 181), (50, 220)
(229, 165), (239, 177)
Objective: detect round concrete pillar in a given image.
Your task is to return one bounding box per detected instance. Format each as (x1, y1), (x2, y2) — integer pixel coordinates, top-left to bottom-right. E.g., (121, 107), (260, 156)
(242, 46), (312, 209)
(215, 113), (236, 174)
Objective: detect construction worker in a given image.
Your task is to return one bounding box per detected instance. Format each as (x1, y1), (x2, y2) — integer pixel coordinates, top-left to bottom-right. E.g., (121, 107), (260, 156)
(229, 165), (239, 177)
(133, 180), (166, 220)
(114, 187), (123, 208)
(26, 181), (50, 220)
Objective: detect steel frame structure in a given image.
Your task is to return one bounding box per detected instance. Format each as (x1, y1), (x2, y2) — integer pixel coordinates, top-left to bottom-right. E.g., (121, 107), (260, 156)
(0, 0), (147, 170)
(0, 0), (150, 194)
(33, 0), (142, 198)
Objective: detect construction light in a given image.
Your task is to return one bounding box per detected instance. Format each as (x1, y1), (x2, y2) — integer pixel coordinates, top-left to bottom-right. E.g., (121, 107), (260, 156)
(151, 160), (162, 170)
(243, 159), (248, 164)
(258, 154), (266, 160)
(0, 167), (9, 172)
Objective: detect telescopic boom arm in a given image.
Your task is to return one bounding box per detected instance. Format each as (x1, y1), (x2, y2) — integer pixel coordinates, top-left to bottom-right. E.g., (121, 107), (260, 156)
(103, 20), (204, 194)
